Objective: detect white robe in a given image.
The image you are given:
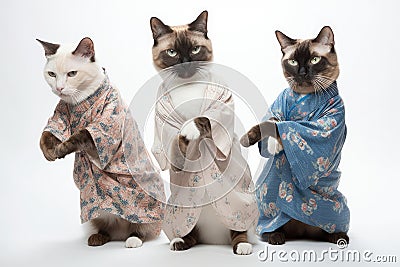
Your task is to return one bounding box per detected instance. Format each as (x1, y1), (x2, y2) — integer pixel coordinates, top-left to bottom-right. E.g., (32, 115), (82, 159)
(152, 74), (259, 240)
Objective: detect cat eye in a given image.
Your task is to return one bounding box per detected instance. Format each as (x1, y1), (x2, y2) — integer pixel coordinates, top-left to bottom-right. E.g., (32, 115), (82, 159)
(67, 71), (77, 77)
(166, 49), (177, 57)
(47, 71), (56, 77)
(191, 46), (201, 54)
(288, 59), (298, 66)
(310, 56), (322, 64)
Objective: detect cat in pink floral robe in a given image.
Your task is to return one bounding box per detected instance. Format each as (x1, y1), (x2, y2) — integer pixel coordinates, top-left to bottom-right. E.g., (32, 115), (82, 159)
(42, 75), (165, 246)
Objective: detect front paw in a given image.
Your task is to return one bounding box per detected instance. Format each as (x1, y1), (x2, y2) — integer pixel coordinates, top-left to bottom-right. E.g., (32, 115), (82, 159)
(180, 120), (201, 140)
(54, 142), (75, 159)
(40, 131), (61, 161)
(170, 238), (191, 251)
(240, 125), (261, 147)
(267, 137), (283, 155)
(42, 147), (58, 161)
(234, 242), (253, 255)
(262, 232), (286, 245)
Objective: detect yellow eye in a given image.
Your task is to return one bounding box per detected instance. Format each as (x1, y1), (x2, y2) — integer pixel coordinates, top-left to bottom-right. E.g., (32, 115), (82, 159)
(311, 56), (321, 64)
(166, 49), (177, 57)
(192, 46), (201, 54)
(288, 59), (298, 66)
(48, 71), (56, 77)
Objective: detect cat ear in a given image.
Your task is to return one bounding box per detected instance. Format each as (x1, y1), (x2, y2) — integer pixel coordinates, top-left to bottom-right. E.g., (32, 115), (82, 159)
(188, 10), (208, 35)
(150, 17), (173, 40)
(313, 26), (335, 46)
(275, 31), (297, 51)
(72, 37), (95, 62)
(36, 39), (60, 57)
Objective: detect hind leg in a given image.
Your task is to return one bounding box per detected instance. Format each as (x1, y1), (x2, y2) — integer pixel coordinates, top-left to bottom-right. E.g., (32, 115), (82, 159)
(170, 227), (198, 251)
(88, 231), (110, 246)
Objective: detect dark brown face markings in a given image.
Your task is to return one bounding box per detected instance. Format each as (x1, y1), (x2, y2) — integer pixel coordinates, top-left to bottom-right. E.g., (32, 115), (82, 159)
(151, 11), (213, 71)
(277, 26), (340, 93)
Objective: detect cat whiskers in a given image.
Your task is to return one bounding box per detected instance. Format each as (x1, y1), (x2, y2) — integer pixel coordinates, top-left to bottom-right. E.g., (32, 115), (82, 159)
(286, 77), (297, 92)
(69, 88), (82, 105)
(312, 75), (335, 97)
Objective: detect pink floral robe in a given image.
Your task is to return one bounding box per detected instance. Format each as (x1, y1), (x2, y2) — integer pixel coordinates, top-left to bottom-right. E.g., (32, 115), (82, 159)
(44, 76), (165, 234)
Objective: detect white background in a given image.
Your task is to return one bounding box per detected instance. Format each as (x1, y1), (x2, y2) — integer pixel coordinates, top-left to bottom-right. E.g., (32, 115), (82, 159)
(1, 0), (399, 266)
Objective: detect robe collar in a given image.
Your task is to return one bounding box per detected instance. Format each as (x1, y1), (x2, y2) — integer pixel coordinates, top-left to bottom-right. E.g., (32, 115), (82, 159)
(67, 73), (111, 114)
(286, 81), (339, 120)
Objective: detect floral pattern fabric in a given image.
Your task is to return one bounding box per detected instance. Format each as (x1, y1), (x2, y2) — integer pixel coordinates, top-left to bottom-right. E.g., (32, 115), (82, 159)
(256, 82), (350, 235)
(44, 76), (165, 234)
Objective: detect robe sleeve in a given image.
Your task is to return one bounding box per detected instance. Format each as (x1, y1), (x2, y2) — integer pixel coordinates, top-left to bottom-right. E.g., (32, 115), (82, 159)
(276, 96), (346, 189)
(258, 90), (287, 158)
(152, 113), (178, 171)
(85, 90), (124, 170)
(202, 85), (235, 160)
(43, 101), (70, 142)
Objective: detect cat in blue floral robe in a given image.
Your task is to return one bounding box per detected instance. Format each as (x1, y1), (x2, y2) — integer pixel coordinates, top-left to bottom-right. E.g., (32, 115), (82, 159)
(240, 26), (350, 245)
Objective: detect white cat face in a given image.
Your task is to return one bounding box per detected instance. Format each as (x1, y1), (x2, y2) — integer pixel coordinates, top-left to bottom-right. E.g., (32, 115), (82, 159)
(38, 38), (104, 104)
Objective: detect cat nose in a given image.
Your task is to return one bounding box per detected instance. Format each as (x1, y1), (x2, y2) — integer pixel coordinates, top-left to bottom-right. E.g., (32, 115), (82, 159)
(299, 67), (307, 76)
(181, 57), (190, 63)
(56, 87), (64, 92)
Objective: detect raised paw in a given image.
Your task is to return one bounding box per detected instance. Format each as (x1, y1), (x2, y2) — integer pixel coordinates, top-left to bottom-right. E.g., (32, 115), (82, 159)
(42, 147), (57, 161)
(240, 125), (261, 147)
(170, 238), (191, 251)
(88, 233), (110, 246)
(262, 232), (286, 245)
(125, 236), (143, 248)
(54, 142), (75, 159)
(40, 131), (61, 161)
(180, 120), (201, 140)
(267, 137), (283, 155)
(234, 242), (253, 255)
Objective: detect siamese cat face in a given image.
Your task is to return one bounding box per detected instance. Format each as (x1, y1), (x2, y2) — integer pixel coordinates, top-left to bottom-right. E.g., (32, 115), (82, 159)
(37, 37), (104, 104)
(150, 11), (213, 78)
(276, 26), (339, 94)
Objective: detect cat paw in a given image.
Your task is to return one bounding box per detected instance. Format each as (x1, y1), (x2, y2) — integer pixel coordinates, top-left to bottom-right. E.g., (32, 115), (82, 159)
(54, 142), (73, 159)
(240, 125), (261, 147)
(235, 242), (253, 255)
(267, 137), (283, 155)
(262, 232), (286, 245)
(180, 121), (200, 140)
(88, 233), (110, 246)
(125, 236), (143, 248)
(170, 238), (190, 251)
(42, 148), (57, 161)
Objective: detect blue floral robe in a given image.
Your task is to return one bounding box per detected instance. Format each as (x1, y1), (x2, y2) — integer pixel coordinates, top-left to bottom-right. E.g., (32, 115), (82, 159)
(256, 82), (350, 235)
